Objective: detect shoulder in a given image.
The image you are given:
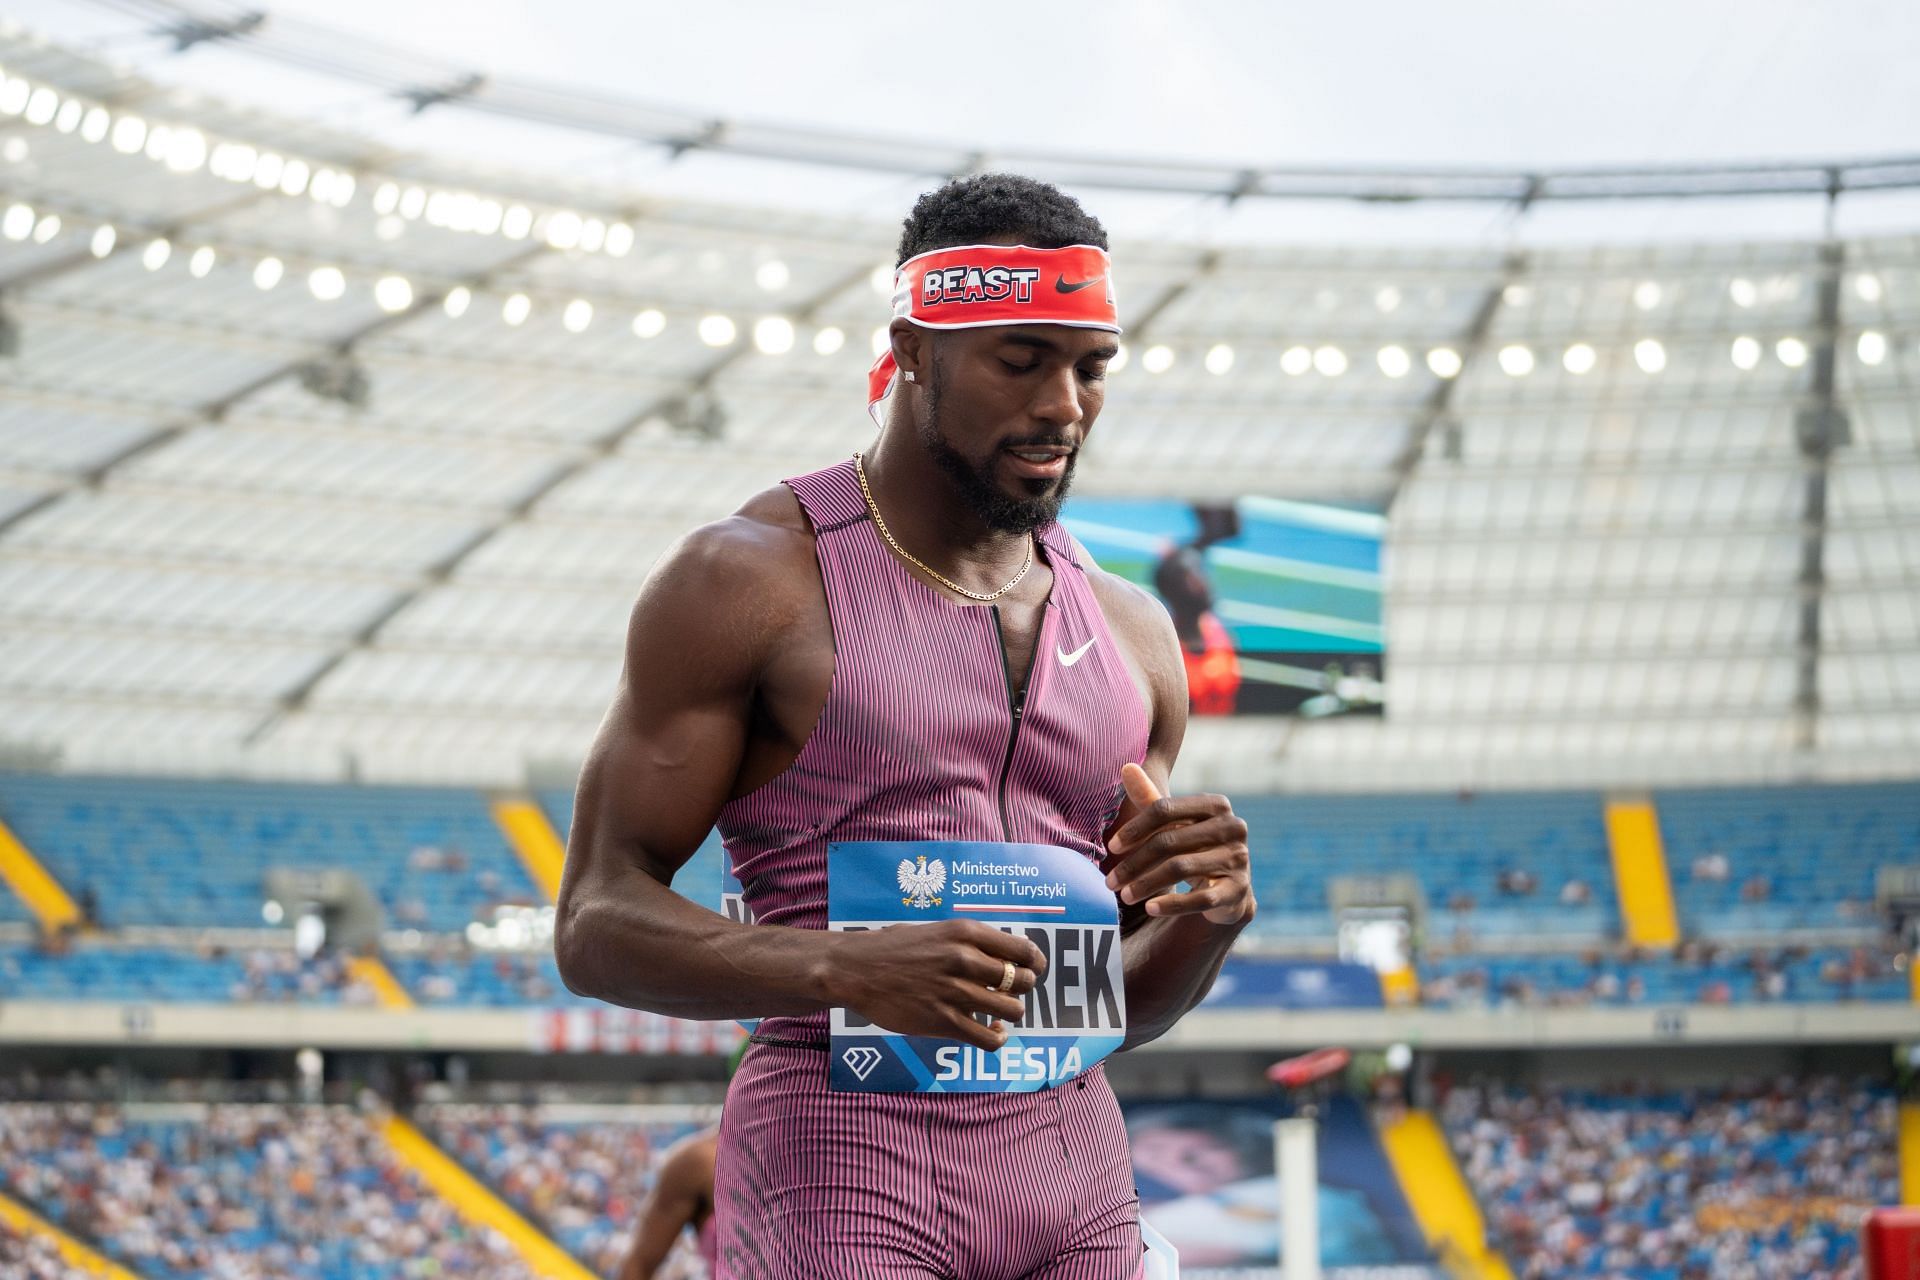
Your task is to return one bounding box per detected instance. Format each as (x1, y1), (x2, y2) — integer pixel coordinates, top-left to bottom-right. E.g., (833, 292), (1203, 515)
(622, 484), (821, 677)
(635, 484), (817, 619)
(1081, 561), (1180, 667)
(658, 1127), (720, 1184)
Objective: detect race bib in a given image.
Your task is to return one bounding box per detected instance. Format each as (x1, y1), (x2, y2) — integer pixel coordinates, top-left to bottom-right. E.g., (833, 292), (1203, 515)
(827, 840), (1127, 1093)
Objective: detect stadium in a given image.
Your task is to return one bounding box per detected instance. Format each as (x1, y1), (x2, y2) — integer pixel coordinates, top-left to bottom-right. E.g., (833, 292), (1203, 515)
(0, 2), (1917, 1278)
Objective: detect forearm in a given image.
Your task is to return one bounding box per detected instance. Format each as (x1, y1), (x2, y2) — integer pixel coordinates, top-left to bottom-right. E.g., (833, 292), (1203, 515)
(1118, 908), (1248, 1049)
(556, 864), (838, 1020)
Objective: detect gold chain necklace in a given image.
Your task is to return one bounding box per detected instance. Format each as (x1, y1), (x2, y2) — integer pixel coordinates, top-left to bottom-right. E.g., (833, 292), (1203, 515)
(853, 452), (1033, 603)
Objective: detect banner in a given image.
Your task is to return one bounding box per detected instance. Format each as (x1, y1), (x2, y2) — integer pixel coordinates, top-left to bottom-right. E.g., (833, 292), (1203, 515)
(827, 840), (1126, 1093)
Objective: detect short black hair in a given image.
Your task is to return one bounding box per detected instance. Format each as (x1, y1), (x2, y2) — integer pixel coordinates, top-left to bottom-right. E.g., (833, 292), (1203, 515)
(896, 172), (1108, 265)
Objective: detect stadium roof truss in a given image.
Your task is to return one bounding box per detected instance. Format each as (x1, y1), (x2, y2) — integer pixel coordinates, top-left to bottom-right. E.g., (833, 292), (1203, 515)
(0, 28), (1916, 792)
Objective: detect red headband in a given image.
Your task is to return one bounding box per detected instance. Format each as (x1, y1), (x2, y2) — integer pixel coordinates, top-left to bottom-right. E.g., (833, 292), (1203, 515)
(866, 243), (1122, 424)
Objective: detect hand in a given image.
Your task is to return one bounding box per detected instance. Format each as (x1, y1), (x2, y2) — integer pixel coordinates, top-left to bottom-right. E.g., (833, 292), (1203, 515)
(1104, 763), (1255, 926)
(826, 920), (1048, 1051)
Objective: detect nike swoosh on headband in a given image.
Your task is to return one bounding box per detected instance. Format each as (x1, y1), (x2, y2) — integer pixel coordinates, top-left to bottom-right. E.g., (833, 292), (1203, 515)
(1055, 274), (1104, 294)
(1057, 637), (1097, 667)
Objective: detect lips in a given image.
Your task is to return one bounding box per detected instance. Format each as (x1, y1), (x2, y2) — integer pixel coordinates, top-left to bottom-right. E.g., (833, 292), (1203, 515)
(1003, 446), (1072, 480)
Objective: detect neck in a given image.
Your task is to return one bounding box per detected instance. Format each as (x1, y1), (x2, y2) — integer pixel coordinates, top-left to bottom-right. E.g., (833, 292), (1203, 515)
(862, 421), (1037, 587)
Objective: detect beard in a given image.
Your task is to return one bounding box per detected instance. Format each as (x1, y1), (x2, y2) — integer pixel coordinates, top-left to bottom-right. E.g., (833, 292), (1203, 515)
(917, 358), (1077, 534)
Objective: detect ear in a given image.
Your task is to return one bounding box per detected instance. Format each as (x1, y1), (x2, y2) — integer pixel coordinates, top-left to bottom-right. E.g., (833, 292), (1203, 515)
(889, 319), (931, 385)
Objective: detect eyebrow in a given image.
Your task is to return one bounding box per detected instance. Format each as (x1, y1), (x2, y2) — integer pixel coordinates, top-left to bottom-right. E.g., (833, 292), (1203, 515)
(1000, 333), (1121, 361)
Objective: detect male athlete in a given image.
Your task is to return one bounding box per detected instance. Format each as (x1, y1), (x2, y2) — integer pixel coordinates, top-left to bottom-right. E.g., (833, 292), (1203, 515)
(556, 173), (1255, 1280)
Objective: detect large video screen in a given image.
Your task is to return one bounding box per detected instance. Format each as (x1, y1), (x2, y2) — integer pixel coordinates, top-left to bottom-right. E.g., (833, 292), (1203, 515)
(1061, 496), (1385, 717)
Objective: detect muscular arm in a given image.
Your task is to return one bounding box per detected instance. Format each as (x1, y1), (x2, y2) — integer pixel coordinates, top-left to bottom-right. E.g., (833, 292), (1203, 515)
(617, 1132), (714, 1280)
(1092, 575), (1255, 1050)
(555, 491), (1043, 1045)
(554, 504), (839, 1019)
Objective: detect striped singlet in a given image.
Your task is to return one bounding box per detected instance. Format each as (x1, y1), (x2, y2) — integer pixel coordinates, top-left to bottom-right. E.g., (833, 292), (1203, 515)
(711, 458), (1151, 1280)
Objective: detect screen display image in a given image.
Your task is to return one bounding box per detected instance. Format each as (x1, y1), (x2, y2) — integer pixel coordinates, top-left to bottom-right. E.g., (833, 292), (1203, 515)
(1061, 497), (1386, 717)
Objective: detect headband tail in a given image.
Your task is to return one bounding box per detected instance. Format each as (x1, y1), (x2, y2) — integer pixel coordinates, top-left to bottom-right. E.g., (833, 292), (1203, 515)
(867, 349), (898, 427)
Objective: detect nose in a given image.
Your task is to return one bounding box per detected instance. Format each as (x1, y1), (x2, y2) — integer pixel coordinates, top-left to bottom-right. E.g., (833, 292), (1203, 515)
(1029, 364), (1085, 430)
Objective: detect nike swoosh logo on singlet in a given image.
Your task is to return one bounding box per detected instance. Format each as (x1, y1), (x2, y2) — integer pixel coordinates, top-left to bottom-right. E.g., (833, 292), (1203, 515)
(1057, 638), (1097, 667)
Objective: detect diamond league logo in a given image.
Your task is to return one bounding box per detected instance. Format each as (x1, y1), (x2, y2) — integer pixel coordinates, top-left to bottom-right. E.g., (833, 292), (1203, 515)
(841, 1046), (883, 1081)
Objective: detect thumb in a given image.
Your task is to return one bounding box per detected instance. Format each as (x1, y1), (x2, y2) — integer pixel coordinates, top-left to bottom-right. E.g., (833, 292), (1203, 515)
(1120, 761), (1162, 808)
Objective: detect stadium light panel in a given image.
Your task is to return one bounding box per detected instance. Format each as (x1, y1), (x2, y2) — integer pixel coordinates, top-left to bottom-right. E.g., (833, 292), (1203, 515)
(1730, 336), (1761, 370)
(80, 106), (108, 143)
(754, 316), (796, 355)
(1281, 346), (1313, 376)
(545, 210), (584, 250)
(699, 314), (738, 347)
(373, 182), (399, 215)
(1426, 347), (1462, 379)
(30, 214), (59, 244)
(1377, 345), (1411, 378)
(252, 153), (284, 190)
(870, 325), (889, 357)
(1314, 345), (1348, 376)
(399, 186), (426, 219)
(1776, 337), (1808, 368)
(89, 224), (115, 257)
(308, 266), (346, 301)
(1143, 344), (1175, 374)
(1853, 273), (1883, 303)
(110, 114), (146, 154)
(1857, 331), (1887, 365)
(812, 325), (845, 356)
(442, 286), (471, 318)
(870, 264), (895, 295)
(1498, 344), (1534, 376)
(53, 98), (81, 133)
(1108, 343), (1129, 373)
(1633, 338), (1666, 373)
(1205, 343), (1235, 375)
(188, 245), (215, 277)
(253, 256), (284, 289)
(633, 308), (665, 338)
(1562, 343), (1597, 374)
(1374, 285), (1402, 313)
(1633, 281), (1663, 311)
(374, 276), (413, 312)
(605, 223), (634, 257)
(503, 205), (534, 239)
(1729, 277), (1757, 308)
(503, 293), (532, 326)
(23, 86), (56, 126)
(139, 236), (171, 269)
(756, 260), (791, 292)
(563, 299), (594, 333)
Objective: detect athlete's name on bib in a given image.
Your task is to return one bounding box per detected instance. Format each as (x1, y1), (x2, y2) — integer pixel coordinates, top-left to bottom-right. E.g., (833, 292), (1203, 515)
(835, 922), (1123, 1033)
(934, 1043), (1084, 1085)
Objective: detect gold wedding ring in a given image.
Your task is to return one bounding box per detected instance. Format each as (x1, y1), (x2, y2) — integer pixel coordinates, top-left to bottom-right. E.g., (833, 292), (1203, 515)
(996, 960), (1018, 993)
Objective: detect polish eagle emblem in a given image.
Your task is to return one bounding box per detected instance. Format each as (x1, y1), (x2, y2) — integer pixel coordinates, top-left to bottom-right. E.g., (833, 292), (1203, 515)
(897, 854), (946, 909)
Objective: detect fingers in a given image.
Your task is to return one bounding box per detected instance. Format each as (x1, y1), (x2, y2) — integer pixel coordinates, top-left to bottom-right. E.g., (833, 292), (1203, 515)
(1136, 881), (1254, 922)
(942, 1009), (1009, 1051)
(953, 920), (1047, 979)
(1107, 791), (1232, 856)
(1107, 818), (1242, 902)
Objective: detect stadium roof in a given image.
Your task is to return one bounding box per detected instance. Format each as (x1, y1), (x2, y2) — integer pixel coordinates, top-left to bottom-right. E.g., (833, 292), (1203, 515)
(0, 23), (1915, 792)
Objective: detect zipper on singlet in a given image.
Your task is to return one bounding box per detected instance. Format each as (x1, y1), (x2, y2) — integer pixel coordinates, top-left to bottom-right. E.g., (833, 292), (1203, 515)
(989, 605), (1029, 843)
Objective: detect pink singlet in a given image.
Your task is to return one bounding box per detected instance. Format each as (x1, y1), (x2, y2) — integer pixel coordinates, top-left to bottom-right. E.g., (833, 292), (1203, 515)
(710, 459), (1151, 1280)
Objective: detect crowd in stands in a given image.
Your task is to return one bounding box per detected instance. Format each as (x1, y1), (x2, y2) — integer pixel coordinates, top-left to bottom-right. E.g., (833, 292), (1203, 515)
(1420, 943), (1909, 1010)
(0, 1103), (544, 1280)
(0, 942), (382, 1005)
(1441, 1076), (1899, 1279)
(420, 1105), (708, 1277)
(0, 1217), (74, 1280)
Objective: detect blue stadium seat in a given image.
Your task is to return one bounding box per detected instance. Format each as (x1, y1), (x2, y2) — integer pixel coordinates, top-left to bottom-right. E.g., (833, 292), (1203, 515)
(0, 774), (541, 932)
(1658, 783), (1920, 935)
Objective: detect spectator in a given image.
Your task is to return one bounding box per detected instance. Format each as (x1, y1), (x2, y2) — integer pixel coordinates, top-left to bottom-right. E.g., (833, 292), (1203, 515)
(1558, 878), (1591, 906)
